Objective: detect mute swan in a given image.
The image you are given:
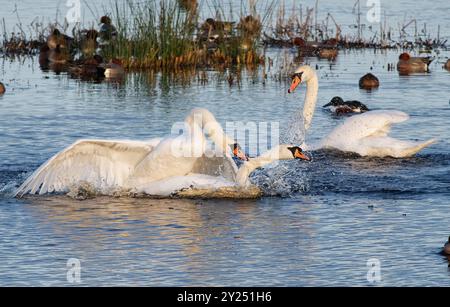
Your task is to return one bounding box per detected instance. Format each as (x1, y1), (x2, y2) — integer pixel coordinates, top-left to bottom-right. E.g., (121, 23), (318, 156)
(323, 97), (370, 115)
(135, 144), (310, 197)
(15, 108), (248, 197)
(287, 65), (436, 158)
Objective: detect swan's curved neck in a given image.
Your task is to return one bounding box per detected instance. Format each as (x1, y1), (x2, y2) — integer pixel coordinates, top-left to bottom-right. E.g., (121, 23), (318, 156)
(302, 73), (319, 132)
(185, 108), (235, 154)
(236, 146), (292, 186)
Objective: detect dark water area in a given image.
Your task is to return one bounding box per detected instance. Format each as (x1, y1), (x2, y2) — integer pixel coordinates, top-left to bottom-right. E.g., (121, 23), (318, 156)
(0, 0), (450, 286)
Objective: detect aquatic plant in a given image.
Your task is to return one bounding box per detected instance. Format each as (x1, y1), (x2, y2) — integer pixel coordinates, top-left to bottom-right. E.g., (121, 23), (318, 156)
(97, 0), (274, 70)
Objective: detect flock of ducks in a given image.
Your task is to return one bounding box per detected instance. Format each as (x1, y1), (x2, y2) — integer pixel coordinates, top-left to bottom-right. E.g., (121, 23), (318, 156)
(38, 16), (123, 81)
(317, 51), (448, 116)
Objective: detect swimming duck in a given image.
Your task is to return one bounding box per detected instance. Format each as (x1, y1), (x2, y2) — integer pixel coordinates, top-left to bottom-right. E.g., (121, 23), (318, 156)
(0, 82), (5, 95)
(39, 44), (50, 67)
(98, 16), (117, 42)
(48, 44), (71, 64)
(80, 29), (99, 56)
(47, 29), (73, 50)
(69, 55), (105, 80)
(318, 48), (338, 60)
(102, 59), (125, 79)
(444, 237), (450, 255)
(359, 73), (380, 90)
(445, 59), (450, 71)
(397, 52), (433, 74)
(323, 97), (370, 115)
(292, 38), (320, 56)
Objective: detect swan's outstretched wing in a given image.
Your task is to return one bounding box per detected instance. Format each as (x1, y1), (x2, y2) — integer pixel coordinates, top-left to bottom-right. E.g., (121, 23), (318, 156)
(15, 139), (161, 197)
(320, 111), (435, 158)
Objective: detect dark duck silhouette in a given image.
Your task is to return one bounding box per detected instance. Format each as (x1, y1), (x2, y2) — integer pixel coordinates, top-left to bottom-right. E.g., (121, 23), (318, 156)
(359, 73), (380, 90)
(98, 16), (117, 46)
(69, 55), (105, 80)
(47, 29), (73, 50)
(323, 97), (370, 115)
(444, 236), (450, 255)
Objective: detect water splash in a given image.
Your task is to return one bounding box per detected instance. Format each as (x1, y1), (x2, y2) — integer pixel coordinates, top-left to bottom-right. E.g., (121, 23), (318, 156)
(281, 110), (307, 146)
(251, 162), (311, 197)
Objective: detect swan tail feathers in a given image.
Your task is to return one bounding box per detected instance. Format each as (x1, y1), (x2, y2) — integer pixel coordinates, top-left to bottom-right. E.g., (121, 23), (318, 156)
(396, 139), (437, 158)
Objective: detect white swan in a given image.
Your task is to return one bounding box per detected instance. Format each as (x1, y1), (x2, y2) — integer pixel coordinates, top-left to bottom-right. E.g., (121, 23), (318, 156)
(287, 65), (436, 158)
(15, 108), (310, 198)
(14, 108), (247, 197)
(137, 144), (310, 197)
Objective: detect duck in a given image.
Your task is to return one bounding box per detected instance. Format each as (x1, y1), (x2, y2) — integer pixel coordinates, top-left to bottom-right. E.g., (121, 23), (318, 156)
(48, 44), (71, 64)
(445, 59), (450, 71)
(39, 44), (50, 67)
(444, 237), (450, 255)
(0, 82), (5, 95)
(69, 55), (105, 80)
(323, 97), (370, 115)
(397, 52), (433, 74)
(47, 29), (73, 50)
(80, 29), (99, 57)
(178, 0), (198, 11)
(292, 37), (320, 56)
(359, 73), (380, 90)
(286, 65), (436, 158)
(102, 59), (125, 79)
(98, 16), (117, 42)
(318, 48), (338, 60)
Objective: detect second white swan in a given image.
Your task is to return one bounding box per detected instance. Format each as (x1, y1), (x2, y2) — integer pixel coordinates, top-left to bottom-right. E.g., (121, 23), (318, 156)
(287, 65), (436, 158)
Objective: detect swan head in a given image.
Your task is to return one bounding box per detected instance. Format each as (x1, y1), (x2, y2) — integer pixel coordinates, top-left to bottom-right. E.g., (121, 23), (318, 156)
(288, 65), (316, 94)
(286, 146), (311, 161)
(232, 143), (249, 161)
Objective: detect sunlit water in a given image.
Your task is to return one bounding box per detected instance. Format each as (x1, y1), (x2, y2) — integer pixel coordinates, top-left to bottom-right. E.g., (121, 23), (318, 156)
(0, 0), (450, 286)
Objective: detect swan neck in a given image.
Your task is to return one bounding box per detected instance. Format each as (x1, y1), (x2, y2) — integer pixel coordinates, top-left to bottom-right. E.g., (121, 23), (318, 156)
(303, 74), (319, 132)
(235, 146), (287, 186)
(185, 108), (235, 154)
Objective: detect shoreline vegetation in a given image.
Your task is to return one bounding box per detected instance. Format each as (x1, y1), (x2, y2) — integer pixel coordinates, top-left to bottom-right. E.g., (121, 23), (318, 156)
(0, 0), (447, 75)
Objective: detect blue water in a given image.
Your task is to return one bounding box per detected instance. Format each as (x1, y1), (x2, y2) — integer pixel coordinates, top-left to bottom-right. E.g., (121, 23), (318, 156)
(0, 0), (450, 286)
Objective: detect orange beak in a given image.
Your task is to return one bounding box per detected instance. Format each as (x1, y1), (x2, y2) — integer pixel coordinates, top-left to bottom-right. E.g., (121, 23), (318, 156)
(288, 76), (301, 94)
(294, 149), (311, 161)
(234, 147), (249, 161)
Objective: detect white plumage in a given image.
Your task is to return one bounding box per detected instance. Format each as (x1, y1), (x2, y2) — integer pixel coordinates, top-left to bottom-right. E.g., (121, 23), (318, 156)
(289, 65), (436, 158)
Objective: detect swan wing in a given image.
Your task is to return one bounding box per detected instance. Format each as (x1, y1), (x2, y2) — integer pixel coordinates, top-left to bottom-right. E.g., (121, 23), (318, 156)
(320, 111), (435, 157)
(320, 111), (408, 150)
(323, 110), (410, 142)
(357, 137), (437, 158)
(15, 139), (160, 197)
